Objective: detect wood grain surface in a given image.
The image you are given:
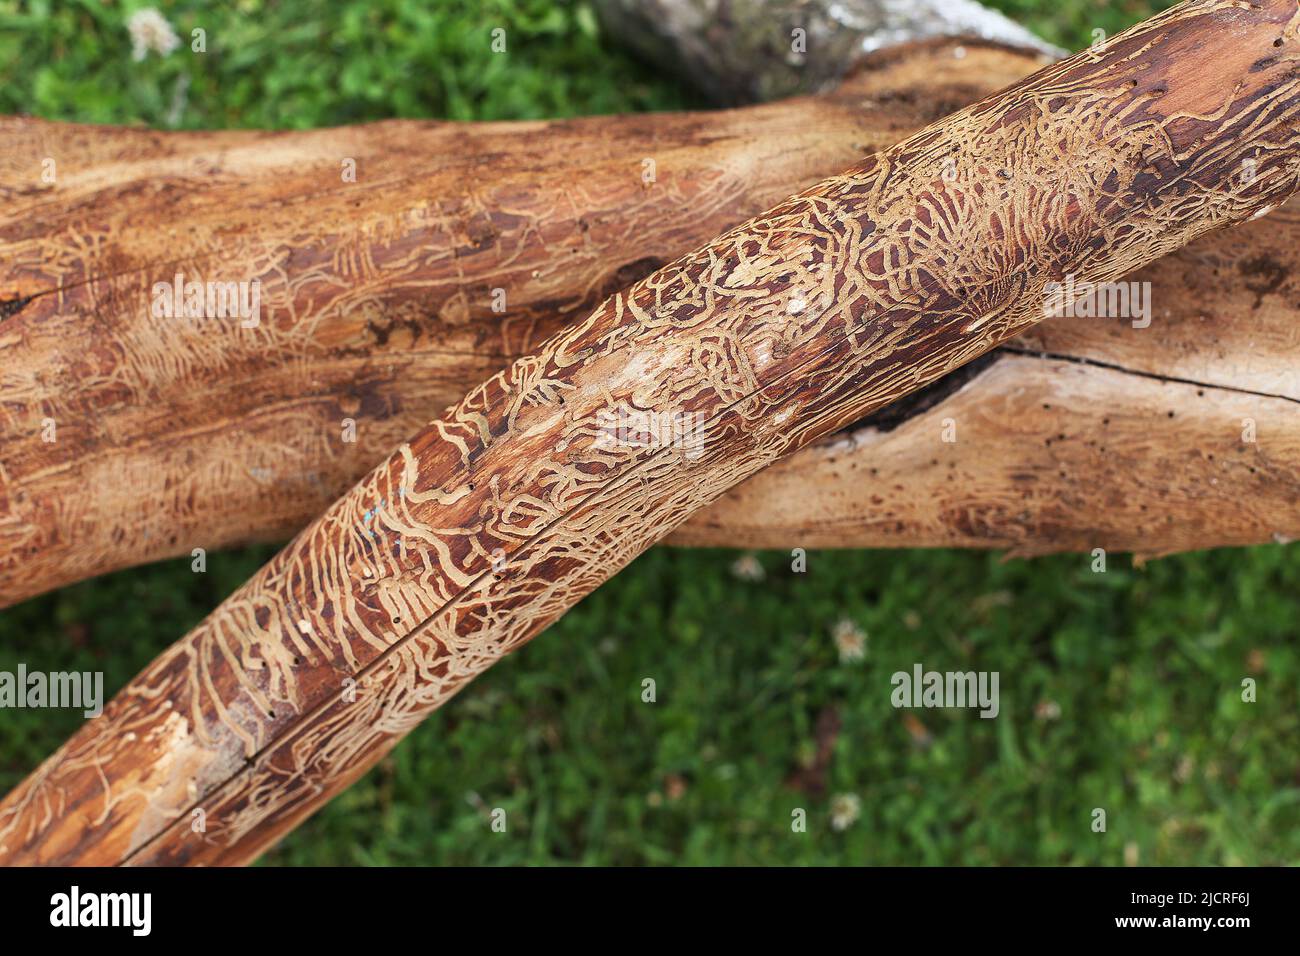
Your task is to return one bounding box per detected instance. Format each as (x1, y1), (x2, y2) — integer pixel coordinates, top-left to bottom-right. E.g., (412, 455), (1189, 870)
(4, 0), (1300, 864)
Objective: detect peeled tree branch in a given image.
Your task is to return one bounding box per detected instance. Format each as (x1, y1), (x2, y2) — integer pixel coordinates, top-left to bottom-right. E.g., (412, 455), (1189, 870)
(4, 0), (1300, 865)
(4, 38), (1300, 609)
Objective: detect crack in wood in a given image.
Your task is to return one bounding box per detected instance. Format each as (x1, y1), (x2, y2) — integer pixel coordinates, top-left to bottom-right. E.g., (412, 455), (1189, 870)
(0, 294), (32, 322)
(999, 344), (1300, 405)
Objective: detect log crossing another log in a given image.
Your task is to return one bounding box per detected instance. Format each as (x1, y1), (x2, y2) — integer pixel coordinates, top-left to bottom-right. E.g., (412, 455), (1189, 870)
(4, 0), (1300, 865)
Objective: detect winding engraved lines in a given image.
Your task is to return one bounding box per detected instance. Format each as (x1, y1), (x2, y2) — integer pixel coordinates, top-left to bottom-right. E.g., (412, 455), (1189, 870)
(6, 1), (1300, 865)
(101, 1), (1300, 861)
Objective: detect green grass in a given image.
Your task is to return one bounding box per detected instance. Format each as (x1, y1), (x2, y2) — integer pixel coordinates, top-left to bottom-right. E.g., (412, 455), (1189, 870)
(4, 0), (1295, 866)
(0, 0), (700, 126)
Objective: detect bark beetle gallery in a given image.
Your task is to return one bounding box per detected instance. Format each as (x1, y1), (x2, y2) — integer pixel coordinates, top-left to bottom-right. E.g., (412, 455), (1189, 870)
(3, 0), (1300, 864)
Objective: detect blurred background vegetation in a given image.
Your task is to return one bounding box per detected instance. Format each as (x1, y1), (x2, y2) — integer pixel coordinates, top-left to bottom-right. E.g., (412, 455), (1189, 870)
(3, 0), (1297, 865)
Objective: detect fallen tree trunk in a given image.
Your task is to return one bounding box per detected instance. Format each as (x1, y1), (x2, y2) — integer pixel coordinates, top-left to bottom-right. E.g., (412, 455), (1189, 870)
(0, 39), (1043, 609)
(4, 0), (1299, 866)
(3, 37), (1300, 609)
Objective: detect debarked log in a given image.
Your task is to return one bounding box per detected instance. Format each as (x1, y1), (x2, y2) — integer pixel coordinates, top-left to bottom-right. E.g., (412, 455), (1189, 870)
(0, 39), (1042, 609)
(3, 0), (1300, 865)
(3, 36), (1299, 609)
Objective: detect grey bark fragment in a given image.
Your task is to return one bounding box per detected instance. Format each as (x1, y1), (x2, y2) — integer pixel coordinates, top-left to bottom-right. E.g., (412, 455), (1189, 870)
(596, 0), (1064, 104)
